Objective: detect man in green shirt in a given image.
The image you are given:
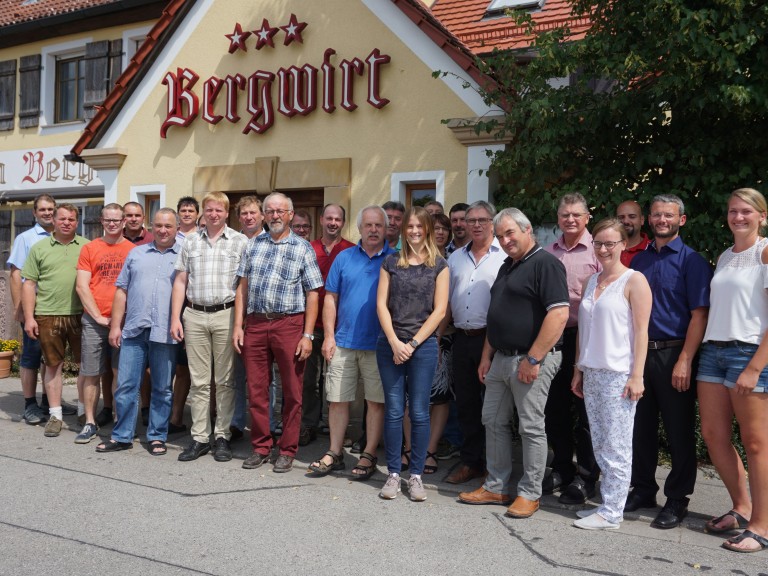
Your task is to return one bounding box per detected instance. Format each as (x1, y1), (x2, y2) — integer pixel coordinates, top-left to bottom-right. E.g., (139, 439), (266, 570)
(22, 204), (89, 438)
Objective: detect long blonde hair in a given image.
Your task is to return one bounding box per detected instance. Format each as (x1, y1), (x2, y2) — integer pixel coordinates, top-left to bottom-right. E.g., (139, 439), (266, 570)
(397, 206), (440, 268)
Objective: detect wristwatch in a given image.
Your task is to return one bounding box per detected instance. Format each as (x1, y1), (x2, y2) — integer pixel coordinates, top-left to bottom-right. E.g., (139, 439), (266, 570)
(526, 354), (540, 366)
(303, 333), (315, 341)
(408, 338), (420, 348)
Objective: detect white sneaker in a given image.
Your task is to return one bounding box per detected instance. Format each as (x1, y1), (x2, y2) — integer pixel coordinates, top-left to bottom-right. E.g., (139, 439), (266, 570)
(577, 508), (623, 522)
(574, 513), (620, 530)
(379, 474), (401, 500)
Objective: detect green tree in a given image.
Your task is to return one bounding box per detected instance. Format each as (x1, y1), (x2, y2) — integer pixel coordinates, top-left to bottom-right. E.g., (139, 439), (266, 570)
(462, 0), (768, 260)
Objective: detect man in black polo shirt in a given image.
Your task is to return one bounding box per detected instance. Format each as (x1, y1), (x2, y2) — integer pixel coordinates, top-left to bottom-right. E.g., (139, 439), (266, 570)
(459, 208), (568, 519)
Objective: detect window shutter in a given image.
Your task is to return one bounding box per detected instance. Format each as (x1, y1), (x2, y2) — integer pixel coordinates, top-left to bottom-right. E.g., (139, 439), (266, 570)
(0, 59), (16, 131)
(108, 39), (123, 90)
(19, 54), (41, 128)
(84, 40), (109, 120)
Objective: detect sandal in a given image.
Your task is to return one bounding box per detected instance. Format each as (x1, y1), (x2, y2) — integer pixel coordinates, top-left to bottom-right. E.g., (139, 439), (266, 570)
(308, 450), (345, 476)
(96, 439), (133, 453)
(149, 440), (167, 456)
(424, 451), (438, 475)
(351, 451), (379, 481)
(722, 529), (768, 553)
(705, 510), (750, 534)
(401, 449), (411, 472)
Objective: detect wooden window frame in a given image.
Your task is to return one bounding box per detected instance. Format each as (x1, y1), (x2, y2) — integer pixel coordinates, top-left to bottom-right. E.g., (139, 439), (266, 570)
(54, 54), (85, 123)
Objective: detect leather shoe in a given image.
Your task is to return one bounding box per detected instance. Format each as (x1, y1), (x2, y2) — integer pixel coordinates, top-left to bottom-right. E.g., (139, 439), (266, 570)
(229, 426), (244, 441)
(623, 491), (657, 512)
(651, 498), (688, 529)
(242, 451), (271, 469)
(273, 454), (294, 473)
(298, 426), (317, 447)
(445, 464), (486, 485)
(178, 441), (211, 462)
(558, 477), (596, 505)
(458, 487), (512, 506)
(213, 437), (232, 462)
(542, 471), (567, 495)
(506, 496), (540, 518)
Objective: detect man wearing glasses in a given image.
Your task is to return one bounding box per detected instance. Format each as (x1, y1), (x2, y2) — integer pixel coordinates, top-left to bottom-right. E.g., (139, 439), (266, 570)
(234, 192), (323, 473)
(444, 200), (507, 486)
(291, 210), (313, 239)
(74, 204), (135, 443)
(543, 192), (601, 504)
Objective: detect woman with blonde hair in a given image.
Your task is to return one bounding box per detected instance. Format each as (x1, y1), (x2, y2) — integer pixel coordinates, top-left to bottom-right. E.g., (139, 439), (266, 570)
(697, 188), (768, 553)
(376, 207), (449, 501)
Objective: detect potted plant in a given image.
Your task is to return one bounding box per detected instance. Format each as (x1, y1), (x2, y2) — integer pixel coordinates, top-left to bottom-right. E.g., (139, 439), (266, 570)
(0, 339), (20, 378)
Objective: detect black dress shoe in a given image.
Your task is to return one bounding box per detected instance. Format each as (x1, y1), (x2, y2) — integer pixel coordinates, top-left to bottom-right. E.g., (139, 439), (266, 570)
(542, 471), (565, 495)
(651, 498), (688, 529)
(351, 433), (366, 454)
(624, 491), (657, 512)
(229, 426), (244, 441)
(558, 477), (596, 505)
(213, 437), (232, 462)
(178, 441), (211, 462)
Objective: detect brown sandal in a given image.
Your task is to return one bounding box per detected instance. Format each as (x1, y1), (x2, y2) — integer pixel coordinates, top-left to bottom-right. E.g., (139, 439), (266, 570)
(308, 450), (345, 476)
(351, 451), (378, 481)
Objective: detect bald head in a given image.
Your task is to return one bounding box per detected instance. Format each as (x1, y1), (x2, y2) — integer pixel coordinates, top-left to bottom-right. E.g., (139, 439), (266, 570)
(616, 200), (644, 241)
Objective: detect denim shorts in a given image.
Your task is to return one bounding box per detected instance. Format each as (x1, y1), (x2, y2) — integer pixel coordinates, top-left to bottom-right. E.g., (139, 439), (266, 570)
(697, 341), (768, 393)
(20, 326), (43, 370)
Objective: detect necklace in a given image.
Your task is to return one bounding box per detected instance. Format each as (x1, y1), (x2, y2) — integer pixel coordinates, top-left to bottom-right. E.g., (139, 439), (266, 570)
(596, 271), (622, 290)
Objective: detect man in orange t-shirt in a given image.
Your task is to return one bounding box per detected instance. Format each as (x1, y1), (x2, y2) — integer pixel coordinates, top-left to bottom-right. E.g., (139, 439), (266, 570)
(74, 203), (135, 444)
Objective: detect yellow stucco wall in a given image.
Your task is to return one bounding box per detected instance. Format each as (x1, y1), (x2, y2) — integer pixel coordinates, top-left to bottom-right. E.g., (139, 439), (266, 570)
(101, 0), (478, 232)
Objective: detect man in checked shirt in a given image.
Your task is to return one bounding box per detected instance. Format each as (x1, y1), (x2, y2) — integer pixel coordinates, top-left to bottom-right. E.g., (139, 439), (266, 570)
(171, 192), (248, 463)
(234, 192), (323, 473)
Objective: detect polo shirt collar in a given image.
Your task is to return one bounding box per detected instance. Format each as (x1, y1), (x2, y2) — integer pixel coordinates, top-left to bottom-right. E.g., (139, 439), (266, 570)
(507, 243), (542, 268)
(50, 234), (82, 246)
(356, 241), (393, 258)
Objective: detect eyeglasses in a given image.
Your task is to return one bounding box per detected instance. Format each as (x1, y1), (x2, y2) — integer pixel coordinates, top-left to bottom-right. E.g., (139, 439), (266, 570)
(292, 224), (311, 230)
(265, 209), (291, 217)
(558, 212), (587, 220)
(102, 219), (124, 224)
(466, 218), (492, 226)
(593, 240), (622, 250)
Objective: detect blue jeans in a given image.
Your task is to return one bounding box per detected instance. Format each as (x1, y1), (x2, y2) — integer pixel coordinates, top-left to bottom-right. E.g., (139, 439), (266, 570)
(112, 329), (177, 443)
(376, 335), (438, 475)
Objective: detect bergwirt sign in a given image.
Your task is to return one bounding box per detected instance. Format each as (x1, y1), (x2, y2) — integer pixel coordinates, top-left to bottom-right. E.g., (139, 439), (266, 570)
(161, 13), (391, 138)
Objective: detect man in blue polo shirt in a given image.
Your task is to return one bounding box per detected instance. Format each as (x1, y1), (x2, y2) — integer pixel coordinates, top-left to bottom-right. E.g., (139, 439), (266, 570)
(629, 194), (712, 529)
(308, 205), (394, 481)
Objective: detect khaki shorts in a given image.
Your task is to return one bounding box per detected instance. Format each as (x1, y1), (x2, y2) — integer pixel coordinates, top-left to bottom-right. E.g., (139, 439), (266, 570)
(325, 347), (384, 403)
(80, 313), (119, 376)
(36, 315), (82, 367)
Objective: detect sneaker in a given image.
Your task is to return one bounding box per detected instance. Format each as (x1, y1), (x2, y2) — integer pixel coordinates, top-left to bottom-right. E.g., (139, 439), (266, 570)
(379, 473), (402, 500)
(24, 403), (46, 426)
(436, 439), (461, 460)
(576, 507), (623, 522)
(74, 423), (99, 444)
(573, 512), (620, 530)
(407, 476), (427, 502)
(44, 416), (63, 437)
(95, 407), (113, 427)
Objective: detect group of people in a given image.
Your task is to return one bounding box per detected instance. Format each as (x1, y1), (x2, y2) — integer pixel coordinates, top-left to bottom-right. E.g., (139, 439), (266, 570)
(6, 187), (767, 553)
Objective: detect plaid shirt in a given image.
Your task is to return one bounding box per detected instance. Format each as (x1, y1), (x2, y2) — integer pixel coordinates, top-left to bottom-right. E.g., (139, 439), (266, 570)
(175, 226), (247, 306)
(237, 231), (323, 314)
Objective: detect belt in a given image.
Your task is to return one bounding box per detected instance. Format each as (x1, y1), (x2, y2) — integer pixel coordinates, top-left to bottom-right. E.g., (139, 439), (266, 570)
(648, 339), (685, 350)
(249, 312), (298, 320)
(458, 327), (486, 337)
(496, 344), (562, 357)
(708, 340), (756, 348)
(187, 301), (235, 313)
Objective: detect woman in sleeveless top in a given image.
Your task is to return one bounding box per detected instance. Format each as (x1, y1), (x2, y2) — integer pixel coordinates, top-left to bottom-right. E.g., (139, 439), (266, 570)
(697, 188), (768, 553)
(571, 218), (652, 530)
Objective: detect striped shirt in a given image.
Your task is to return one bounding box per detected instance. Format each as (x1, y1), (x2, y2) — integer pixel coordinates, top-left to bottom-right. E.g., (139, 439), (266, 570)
(236, 231), (323, 315)
(175, 226), (247, 306)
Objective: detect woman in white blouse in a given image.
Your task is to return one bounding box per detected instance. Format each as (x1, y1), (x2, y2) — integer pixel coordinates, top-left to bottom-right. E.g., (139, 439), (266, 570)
(571, 218), (651, 530)
(697, 188), (768, 553)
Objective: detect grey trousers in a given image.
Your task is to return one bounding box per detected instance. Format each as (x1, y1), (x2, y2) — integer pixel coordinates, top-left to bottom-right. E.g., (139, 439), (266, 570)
(482, 351), (561, 500)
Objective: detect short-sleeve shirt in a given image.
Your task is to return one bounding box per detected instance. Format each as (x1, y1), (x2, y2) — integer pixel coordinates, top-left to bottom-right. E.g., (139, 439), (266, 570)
(545, 231), (601, 327)
(76, 238), (135, 317)
(175, 226), (247, 306)
(632, 236), (712, 340)
(311, 237), (355, 329)
(382, 253), (448, 340)
(236, 231), (324, 315)
(448, 239), (507, 330)
(621, 233), (651, 267)
(7, 223), (50, 272)
(487, 245), (569, 351)
(124, 228), (154, 246)
(116, 241), (181, 344)
(21, 234), (89, 315)
(325, 242), (395, 350)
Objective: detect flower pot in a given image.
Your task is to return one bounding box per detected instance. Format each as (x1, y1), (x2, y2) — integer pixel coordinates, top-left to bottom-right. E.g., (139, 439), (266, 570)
(0, 350), (14, 378)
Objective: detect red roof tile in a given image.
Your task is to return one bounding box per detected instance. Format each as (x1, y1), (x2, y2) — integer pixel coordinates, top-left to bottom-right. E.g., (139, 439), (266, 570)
(0, 0), (123, 27)
(430, 0), (591, 54)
